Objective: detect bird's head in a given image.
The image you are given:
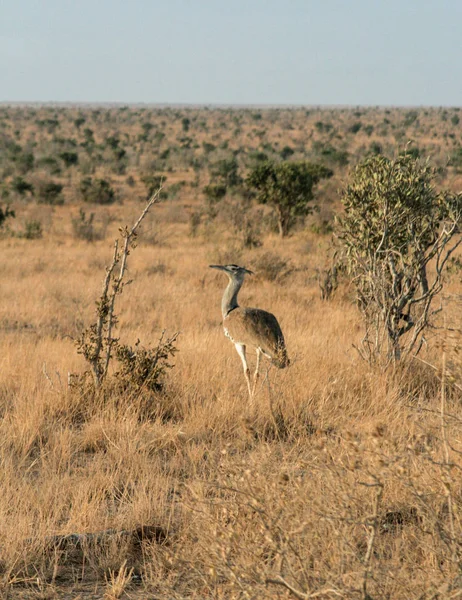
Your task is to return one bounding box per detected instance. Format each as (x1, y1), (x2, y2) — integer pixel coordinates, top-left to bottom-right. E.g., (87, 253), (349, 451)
(209, 264), (253, 281)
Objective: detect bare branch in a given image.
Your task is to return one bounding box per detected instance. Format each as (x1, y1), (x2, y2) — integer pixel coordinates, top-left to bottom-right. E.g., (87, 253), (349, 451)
(75, 187), (164, 387)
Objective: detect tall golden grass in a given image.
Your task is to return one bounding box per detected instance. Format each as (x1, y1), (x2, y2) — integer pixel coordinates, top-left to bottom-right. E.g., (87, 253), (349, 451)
(0, 197), (460, 599)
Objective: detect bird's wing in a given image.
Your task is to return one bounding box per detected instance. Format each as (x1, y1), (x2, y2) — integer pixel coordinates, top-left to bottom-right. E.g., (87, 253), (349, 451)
(225, 307), (288, 367)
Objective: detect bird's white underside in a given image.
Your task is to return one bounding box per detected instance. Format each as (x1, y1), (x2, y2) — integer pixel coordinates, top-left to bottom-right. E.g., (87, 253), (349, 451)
(224, 327), (271, 359)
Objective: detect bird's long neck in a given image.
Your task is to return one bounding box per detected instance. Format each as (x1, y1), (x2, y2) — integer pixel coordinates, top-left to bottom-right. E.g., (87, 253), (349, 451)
(222, 277), (243, 319)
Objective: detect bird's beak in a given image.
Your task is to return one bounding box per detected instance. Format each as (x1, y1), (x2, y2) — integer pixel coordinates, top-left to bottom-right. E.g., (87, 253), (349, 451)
(209, 264), (226, 271)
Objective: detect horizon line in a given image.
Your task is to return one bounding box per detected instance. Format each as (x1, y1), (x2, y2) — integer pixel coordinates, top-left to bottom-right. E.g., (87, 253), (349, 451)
(0, 101), (460, 110)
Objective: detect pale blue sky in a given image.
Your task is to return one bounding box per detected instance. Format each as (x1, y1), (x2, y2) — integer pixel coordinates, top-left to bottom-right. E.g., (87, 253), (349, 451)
(1, 0), (461, 105)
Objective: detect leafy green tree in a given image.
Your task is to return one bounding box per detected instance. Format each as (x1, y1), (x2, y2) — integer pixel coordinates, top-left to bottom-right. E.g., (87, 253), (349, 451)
(337, 154), (462, 363)
(246, 161), (333, 237)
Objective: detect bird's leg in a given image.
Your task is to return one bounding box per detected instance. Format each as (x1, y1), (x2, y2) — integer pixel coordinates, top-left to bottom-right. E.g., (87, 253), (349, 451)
(252, 348), (262, 397)
(234, 343), (253, 400)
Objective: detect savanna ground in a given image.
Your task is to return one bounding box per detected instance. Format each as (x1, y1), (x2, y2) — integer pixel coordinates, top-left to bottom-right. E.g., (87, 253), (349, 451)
(0, 105), (461, 599)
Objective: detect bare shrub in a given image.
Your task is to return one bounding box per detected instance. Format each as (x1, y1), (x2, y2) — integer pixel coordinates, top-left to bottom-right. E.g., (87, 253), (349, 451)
(74, 188), (177, 390)
(214, 196), (264, 248)
(21, 219), (43, 239)
(71, 209), (105, 242)
(114, 333), (179, 395)
(252, 252), (291, 282)
(317, 263), (339, 300)
(188, 209), (201, 237)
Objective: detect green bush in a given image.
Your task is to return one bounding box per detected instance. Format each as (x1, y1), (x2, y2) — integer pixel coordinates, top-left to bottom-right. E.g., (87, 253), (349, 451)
(210, 157), (241, 188)
(450, 147), (462, 168)
(203, 183), (227, 202)
(140, 174), (167, 199)
(314, 121), (333, 133)
(349, 122), (362, 134)
(280, 146), (294, 160)
(400, 146), (420, 159)
(0, 204), (15, 228)
(313, 143), (349, 166)
(37, 180), (64, 205)
(37, 156), (61, 175)
(79, 177), (115, 205)
(369, 142), (383, 155)
(11, 176), (34, 196)
(60, 151), (79, 167)
(202, 141), (216, 154)
(13, 151), (35, 174)
(337, 154), (462, 362)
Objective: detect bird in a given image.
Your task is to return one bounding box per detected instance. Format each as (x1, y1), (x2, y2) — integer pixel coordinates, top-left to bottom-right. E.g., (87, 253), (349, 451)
(209, 264), (289, 400)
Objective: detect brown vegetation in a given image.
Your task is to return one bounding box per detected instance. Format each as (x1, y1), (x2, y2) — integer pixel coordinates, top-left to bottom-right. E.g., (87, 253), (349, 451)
(0, 105), (461, 598)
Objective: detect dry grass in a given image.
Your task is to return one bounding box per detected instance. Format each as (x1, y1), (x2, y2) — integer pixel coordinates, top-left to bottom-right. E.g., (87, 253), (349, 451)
(0, 198), (460, 600)
(0, 105), (461, 598)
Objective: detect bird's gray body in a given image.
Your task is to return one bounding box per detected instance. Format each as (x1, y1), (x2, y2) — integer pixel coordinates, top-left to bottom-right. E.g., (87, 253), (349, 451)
(224, 307), (289, 368)
(210, 263), (289, 399)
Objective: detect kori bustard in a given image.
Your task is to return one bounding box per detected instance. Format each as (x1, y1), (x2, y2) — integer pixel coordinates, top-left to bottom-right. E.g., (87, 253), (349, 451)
(210, 264), (289, 399)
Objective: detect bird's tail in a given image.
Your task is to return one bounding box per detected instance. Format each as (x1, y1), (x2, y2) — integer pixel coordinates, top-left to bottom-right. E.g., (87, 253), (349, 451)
(273, 343), (290, 369)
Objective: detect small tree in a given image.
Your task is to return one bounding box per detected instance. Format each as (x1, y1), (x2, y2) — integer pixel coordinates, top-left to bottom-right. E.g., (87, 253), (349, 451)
(246, 161), (333, 237)
(337, 154), (462, 364)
